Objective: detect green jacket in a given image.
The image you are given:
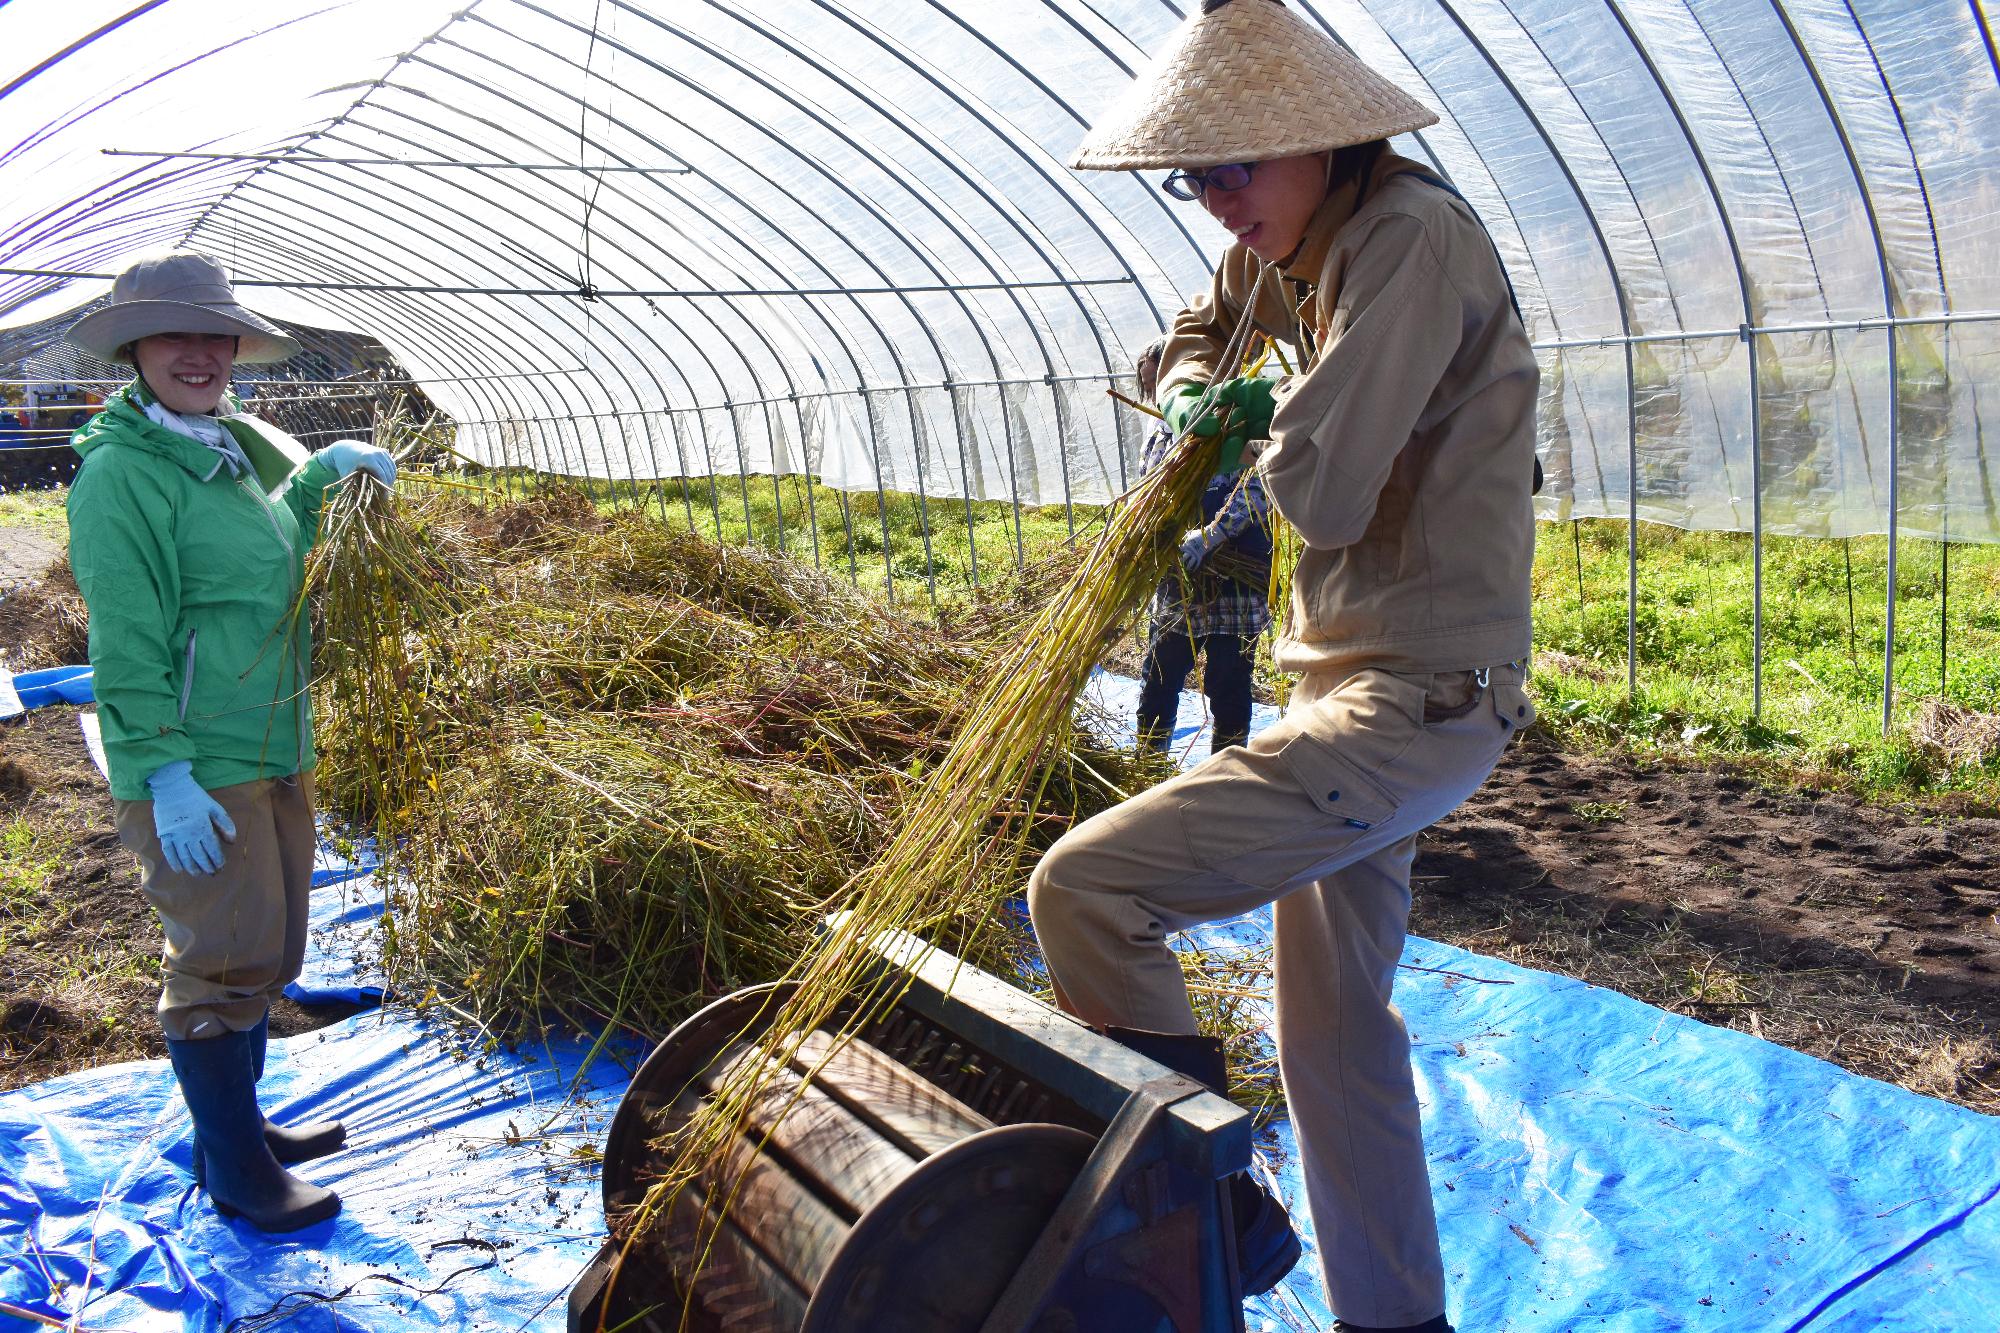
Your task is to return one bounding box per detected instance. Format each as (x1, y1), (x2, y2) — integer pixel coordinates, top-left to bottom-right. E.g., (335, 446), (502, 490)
(67, 384), (342, 801)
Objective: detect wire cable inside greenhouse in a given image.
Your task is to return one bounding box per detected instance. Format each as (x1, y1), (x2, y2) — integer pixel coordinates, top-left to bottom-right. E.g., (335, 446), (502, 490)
(2, 2), (1996, 1331)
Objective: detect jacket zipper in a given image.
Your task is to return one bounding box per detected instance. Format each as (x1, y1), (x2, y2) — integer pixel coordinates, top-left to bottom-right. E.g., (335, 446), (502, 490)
(178, 630), (197, 721)
(232, 473), (308, 768)
(237, 475), (296, 559)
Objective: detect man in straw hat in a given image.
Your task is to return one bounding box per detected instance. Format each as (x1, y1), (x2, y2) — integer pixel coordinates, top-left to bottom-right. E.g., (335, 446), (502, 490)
(65, 251), (398, 1234)
(1031, 2), (1538, 1327)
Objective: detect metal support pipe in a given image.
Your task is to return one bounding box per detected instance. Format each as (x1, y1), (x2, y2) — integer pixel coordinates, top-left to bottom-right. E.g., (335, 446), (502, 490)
(1746, 324), (1764, 719)
(0, 265), (1129, 300)
(1940, 537), (1951, 696)
(901, 385), (940, 604)
(1046, 375), (1077, 541)
(1883, 325), (1901, 734)
(854, 385), (897, 604)
(1767, 0), (1914, 736)
(1627, 338), (1639, 697)
(788, 396), (823, 572)
(103, 148), (690, 173)
(1604, 0), (1763, 696)
(425, 372), (1147, 425)
(1532, 308), (2000, 351)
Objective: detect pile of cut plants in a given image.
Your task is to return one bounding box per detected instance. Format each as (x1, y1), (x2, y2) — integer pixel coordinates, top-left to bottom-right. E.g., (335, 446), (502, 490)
(307, 481), (1215, 1062)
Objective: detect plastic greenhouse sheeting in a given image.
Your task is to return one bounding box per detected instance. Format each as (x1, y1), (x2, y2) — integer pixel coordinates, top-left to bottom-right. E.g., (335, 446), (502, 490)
(6, 683), (2000, 1331)
(3, 1), (1995, 541)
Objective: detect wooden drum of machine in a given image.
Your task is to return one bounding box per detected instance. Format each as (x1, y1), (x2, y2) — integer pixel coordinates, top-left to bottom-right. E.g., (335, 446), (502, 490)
(570, 930), (1259, 1333)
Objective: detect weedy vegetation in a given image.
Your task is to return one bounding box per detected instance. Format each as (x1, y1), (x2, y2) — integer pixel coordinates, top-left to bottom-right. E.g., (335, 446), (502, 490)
(1529, 519), (2000, 806)
(422, 465), (2000, 808)
(0, 491), (67, 537)
(306, 474), (1208, 1061)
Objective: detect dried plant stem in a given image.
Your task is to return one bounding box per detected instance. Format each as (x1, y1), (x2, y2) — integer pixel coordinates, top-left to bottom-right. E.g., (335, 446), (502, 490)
(631, 273), (1278, 1290)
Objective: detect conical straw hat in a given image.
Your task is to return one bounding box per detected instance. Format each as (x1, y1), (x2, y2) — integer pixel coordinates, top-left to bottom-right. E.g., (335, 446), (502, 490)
(1070, 0), (1437, 171)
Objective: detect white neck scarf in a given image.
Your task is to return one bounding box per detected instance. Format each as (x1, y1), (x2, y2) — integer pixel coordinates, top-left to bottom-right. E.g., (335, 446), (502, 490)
(140, 395), (250, 479)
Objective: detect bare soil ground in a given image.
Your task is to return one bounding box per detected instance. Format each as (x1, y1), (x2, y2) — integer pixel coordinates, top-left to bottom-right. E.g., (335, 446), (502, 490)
(1416, 737), (1999, 1112)
(5, 536), (1997, 1112)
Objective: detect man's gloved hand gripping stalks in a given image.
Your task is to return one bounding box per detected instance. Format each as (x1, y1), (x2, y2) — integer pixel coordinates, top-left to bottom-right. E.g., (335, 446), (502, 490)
(1160, 376), (1278, 474)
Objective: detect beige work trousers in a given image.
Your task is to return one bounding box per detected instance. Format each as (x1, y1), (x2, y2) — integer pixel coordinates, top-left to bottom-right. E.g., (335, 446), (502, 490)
(1028, 664), (1532, 1326)
(114, 772), (317, 1042)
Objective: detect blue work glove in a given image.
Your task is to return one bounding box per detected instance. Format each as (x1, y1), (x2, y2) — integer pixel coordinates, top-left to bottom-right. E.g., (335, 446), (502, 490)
(318, 439), (397, 487)
(147, 760), (236, 876)
(1160, 378), (1278, 474)
(1179, 527), (1216, 572)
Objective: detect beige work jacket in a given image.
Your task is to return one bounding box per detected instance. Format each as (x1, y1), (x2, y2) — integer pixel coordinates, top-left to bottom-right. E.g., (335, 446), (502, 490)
(1161, 152), (1538, 678)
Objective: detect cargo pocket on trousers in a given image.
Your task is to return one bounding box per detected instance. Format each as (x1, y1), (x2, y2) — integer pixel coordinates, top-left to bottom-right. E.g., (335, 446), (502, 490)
(1280, 734), (1399, 831)
(1492, 680), (1536, 734)
(1422, 672), (1482, 724)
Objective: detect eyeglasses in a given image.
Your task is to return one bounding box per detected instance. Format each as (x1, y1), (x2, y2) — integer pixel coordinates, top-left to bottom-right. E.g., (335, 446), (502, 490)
(1161, 162), (1258, 200)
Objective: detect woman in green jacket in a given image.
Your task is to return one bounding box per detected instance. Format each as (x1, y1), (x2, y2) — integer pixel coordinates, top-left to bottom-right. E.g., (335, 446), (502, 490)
(66, 252), (396, 1234)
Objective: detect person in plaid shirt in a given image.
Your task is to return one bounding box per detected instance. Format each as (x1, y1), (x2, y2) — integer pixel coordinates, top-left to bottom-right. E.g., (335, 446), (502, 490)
(1133, 337), (1275, 755)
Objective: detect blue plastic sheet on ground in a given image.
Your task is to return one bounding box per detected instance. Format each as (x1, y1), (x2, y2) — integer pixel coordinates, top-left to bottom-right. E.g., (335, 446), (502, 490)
(291, 841), (389, 1007)
(0, 664), (93, 720)
(1081, 664), (1281, 763)
(1218, 920), (2000, 1332)
(0, 1014), (631, 1332)
(4, 672), (1997, 1330)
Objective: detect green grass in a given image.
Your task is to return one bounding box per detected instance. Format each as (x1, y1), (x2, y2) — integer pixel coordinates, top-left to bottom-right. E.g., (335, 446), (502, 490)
(1531, 520), (2000, 804)
(0, 815), (68, 903)
(426, 469), (1086, 605)
(0, 491), (67, 538)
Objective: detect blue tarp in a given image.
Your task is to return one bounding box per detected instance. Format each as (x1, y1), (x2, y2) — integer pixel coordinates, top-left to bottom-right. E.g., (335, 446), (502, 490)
(0, 1012), (631, 1332)
(4, 675), (1997, 1330)
(287, 848), (390, 1010)
(0, 665), (93, 721)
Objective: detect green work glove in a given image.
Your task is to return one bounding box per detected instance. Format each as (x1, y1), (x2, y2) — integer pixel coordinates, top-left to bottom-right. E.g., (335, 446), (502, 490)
(1160, 382), (1213, 439)
(1161, 378), (1277, 474)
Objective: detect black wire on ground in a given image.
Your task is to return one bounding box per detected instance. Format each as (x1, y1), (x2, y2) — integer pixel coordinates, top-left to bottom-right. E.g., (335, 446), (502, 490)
(222, 1239), (499, 1332)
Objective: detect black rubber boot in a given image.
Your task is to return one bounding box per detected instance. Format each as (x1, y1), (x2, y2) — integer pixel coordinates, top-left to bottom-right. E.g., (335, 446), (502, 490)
(168, 1029), (341, 1232)
(248, 1016), (347, 1161)
(1103, 1026), (1303, 1297)
(191, 1017), (345, 1184)
(1333, 1318), (1453, 1332)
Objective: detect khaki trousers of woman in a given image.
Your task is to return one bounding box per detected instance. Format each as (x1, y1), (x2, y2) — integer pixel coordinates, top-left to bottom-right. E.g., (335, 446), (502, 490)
(114, 772), (317, 1042)
(1028, 664), (1531, 1327)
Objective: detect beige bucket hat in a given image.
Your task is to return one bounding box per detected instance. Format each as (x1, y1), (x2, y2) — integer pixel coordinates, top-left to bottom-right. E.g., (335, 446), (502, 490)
(1070, 0), (1437, 171)
(67, 252), (300, 364)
